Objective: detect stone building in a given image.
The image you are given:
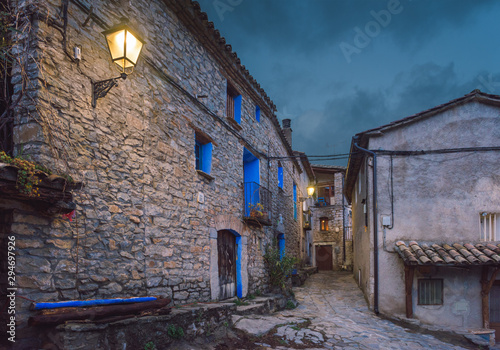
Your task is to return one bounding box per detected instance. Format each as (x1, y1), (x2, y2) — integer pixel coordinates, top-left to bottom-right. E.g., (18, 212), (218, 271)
(345, 90), (500, 338)
(307, 165), (352, 270)
(0, 0), (311, 346)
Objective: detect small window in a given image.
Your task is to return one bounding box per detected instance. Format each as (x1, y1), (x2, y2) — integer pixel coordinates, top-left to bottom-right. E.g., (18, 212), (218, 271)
(418, 279), (443, 305)
(227, 83), (241, 124)
(195, 132), (213, 175)
(255, 105), (261, 122)
(480, 213), (500, 241)
(278, 162), (283, 189)
(320, 217), (329, 231)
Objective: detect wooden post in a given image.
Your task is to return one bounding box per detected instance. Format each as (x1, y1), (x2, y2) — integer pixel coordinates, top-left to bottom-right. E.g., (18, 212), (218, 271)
(481, 266), (500, 329)
(405, 265), (414, 318)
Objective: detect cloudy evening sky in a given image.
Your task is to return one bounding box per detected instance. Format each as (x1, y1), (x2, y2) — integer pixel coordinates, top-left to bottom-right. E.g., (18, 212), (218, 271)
(196, 0), (500, 165)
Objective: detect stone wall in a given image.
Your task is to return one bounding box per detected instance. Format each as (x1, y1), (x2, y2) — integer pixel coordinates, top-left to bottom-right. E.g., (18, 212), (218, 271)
(4, 0), (310, 346)
(310, 168), (350, 270)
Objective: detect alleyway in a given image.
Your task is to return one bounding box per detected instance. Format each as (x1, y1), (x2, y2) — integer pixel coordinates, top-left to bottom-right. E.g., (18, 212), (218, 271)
(226, 272), (477, 350)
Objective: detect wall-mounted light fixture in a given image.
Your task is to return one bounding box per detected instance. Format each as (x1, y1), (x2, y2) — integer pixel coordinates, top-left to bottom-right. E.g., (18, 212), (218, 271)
(92, 18), (145, 107)
(307, 186), (315, 197)
(299, 186), (316, 202)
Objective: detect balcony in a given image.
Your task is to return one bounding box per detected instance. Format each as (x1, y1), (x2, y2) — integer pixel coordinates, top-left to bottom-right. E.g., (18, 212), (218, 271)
(243, 182), (272, 226)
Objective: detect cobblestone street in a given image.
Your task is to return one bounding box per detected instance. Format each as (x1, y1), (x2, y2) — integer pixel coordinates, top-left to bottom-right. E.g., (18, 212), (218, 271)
(226, 271), (477, 350)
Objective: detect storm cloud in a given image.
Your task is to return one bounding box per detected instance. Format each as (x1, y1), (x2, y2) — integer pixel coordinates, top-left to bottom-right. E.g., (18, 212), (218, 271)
(196, 0), (500, 164)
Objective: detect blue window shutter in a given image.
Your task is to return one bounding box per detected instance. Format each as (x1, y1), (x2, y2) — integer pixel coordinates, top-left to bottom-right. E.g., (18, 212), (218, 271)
(256, 105), (261, 122)
(278, 166), (283, 189)
(202, 142), (213, 174)
(293, 183), (297, 220)
(234, 95), (242, 124)
(278, 233), (285, 260)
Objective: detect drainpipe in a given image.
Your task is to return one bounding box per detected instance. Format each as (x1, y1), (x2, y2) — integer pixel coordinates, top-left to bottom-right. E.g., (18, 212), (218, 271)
(342, 175), (346, 264)
(353, 142), (379, 315)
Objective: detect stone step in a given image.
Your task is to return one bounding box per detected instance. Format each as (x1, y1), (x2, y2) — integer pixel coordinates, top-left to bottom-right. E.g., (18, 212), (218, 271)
(235, 303), (269, 315)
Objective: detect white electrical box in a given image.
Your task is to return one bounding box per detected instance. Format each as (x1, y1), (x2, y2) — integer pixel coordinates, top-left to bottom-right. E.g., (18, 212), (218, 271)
(382, 215), (391, 227)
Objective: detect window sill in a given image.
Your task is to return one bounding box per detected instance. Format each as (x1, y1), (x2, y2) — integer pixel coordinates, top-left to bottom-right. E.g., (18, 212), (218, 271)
(226, 117), (243, 131)
(197, 170), (214, 181)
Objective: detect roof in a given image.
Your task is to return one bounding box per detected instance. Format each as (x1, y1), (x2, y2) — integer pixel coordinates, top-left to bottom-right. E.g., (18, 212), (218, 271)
(395, 241), (500, 267)
(344, 90), (500, 203)
(312, 164), (346, 172)
(294, 151), (315, 181)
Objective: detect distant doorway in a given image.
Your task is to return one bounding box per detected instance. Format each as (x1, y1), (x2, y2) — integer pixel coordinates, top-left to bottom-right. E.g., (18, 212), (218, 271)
(218, 230), (237, 299)
(315, 245), (333, 271)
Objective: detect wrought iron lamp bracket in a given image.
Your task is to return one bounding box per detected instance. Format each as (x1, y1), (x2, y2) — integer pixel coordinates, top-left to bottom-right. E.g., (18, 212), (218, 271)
(91, 73), (127, 108)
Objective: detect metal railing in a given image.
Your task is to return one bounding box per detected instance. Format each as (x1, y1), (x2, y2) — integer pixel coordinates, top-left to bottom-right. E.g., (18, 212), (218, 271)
(243, 182), (272, 226)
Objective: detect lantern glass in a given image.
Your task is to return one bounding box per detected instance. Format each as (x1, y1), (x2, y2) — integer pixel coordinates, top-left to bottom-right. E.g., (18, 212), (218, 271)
(307, 186), (315, 196)
(103, 23), (144, 71)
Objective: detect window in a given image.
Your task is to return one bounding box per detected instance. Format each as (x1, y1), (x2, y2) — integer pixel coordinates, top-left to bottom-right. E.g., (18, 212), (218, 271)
(227, 84), (242, 124)
(278, 162), (283, 189)
(418, 279), (443, 305)
(293, 182), (297, 220)
(195, 132), (213, 175)
(320, 217), (329, 231)
(480, 213), (500, 241)
(317, 184), (334, 206)
(255, 105), (261, 122)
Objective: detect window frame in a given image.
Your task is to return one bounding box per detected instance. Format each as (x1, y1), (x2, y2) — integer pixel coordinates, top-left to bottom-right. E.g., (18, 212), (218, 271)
(255, 105), (261, 122)
(194, 131), (213, 176)
(480, 212), (499, 241)
(227, 83), (242, 124)
(417, 278), (443, 305)
(320, 217), (329, 231)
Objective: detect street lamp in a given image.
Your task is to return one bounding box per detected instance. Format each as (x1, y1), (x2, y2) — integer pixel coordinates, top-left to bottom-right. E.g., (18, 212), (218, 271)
(307, 186), (315, 196)
(92, 18), (145, 107)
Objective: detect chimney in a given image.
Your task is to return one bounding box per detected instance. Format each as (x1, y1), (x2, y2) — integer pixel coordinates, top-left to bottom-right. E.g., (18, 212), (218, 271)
(282, 118), (292, 148)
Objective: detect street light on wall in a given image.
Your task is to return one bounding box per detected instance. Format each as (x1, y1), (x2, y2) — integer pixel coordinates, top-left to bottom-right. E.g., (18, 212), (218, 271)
(92, 18), (145, 108)
(307, 186), (315, 197)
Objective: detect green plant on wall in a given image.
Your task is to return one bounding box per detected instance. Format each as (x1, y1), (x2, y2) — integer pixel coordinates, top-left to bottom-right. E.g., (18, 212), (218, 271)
(263, 240), (297, 293)
(0, 150), (42, 197)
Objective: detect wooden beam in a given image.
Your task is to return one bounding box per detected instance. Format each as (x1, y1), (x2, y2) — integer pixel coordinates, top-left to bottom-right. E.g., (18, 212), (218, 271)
(405, 265), (415, 318)
(28, 298), (171, 326)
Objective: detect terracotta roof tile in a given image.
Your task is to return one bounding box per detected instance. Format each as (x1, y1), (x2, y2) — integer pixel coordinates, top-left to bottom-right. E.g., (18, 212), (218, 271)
(395, 241), (500, 266)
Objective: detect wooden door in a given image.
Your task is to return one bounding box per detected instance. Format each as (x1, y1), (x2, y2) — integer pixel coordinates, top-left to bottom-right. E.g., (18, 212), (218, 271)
(316, 245), (333, 271)
(218, 230), (236, 300)
(490, 283), (500, 339)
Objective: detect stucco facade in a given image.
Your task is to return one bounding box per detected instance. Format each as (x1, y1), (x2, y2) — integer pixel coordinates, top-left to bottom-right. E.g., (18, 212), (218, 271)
(0, 0), (311, 347)
(345, 91), (500, 331)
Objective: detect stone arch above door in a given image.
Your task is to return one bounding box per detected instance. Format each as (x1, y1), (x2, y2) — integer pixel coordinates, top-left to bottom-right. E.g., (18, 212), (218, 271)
(209, 215), (249, 300)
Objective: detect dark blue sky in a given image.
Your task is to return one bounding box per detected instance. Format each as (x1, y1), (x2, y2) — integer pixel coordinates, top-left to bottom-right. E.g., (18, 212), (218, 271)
(196, 0), (500, 165)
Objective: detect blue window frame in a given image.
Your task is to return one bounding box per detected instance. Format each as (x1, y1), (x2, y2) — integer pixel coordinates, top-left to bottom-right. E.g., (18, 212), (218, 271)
(255, 105), (261, 122)
(293, 182), (297, 220)
(243, 148), (260, 216)
(195, 133), (213, 174)
(278, 164), (283, 189)
(227, 84), (242, 124)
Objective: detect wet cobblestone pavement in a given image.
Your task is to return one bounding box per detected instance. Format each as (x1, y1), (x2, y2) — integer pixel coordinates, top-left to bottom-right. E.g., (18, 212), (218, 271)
(263, 271), (476, 350)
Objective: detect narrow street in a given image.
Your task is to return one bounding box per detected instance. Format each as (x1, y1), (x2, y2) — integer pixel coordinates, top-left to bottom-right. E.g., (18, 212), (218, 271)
(226, 272), (477, 350)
